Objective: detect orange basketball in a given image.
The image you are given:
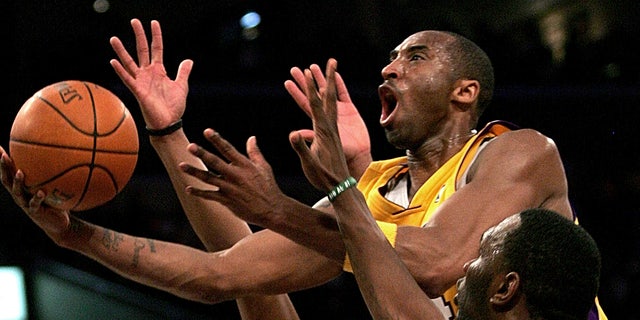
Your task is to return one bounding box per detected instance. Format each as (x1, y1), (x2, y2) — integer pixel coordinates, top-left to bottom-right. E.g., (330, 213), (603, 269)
(9, 80), (139, 211)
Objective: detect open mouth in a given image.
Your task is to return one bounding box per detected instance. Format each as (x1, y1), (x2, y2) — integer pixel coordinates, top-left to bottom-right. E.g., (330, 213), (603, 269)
(378, 84), (398, 126)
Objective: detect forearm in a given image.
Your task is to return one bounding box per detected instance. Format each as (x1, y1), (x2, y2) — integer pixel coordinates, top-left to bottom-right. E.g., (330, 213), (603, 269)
(150, 130), (300, 319)
(59, 217), (231, 303)
(149, 130), (251, 248)
(266, 195), (347, 264)
(333, 189), (438, 319)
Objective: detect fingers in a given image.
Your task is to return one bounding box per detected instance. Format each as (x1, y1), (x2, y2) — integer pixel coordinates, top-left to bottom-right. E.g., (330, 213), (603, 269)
(175, 59), (194, 86)
(284, 60), (347, 119)
(289, 131), (314, 164)
(150, 20), (164, 65)
(304, 60), (338, 125)
(179, 161), (222, 190)
(0, 148), (33, 208)
(284, 68), (312, 117)
(0, 152), (13, 189)
(202, 129), (248, 166)
(293, 129), (315, 142)
(304, 69), (323, 117)
(182, 130), (250, 186)
(246, 136), (273, 176)
(109, 19), (143, 87)
(309, 64), (325, 90)
(130, 18), (150, 67)
(184, 185), (220, 200)
(28, 190), (46, 214)
(132, 19), (152, 67)
(109, 36), (137, 75)
(323, 58), (338, 120)
(109, 57), (136, 92)
(184, 141), (228, 176)
(334, 70), (352, 103)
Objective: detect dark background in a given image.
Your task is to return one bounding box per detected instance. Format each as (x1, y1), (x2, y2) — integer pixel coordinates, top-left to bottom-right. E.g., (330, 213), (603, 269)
(2, 0), (639, 319)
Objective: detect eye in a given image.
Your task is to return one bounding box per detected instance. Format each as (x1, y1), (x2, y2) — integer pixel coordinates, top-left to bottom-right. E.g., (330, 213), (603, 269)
(409, 54), (424, 61)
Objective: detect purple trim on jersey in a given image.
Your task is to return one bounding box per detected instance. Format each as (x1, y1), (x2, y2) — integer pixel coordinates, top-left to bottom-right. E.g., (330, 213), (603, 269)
(588, 305), (600, 320)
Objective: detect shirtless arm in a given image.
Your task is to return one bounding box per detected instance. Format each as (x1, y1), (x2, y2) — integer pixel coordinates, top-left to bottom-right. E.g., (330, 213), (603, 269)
(1, 146), (343, 303)
(109, 18), (298, 319)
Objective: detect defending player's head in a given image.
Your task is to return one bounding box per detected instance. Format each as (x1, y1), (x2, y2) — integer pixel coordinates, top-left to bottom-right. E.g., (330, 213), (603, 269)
(456, 208), (601, 319)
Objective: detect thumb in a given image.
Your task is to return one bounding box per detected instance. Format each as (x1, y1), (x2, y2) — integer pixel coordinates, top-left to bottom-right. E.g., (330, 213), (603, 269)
(176, 59), (194, 85)
(294, 129), (315, 143)
(289, 131), (315, 166)
(246, 136), (272, 172)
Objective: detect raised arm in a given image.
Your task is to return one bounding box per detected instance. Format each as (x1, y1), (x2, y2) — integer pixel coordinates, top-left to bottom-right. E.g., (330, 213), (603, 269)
(109, 18), (298, 319)
(288, 59), (442, 319)
(284, 63), (372, 180)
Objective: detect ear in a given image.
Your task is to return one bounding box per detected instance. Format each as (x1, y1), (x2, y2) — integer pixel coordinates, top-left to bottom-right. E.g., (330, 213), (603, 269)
(451, 79), (479, 110)
(489, 271), (521, 308)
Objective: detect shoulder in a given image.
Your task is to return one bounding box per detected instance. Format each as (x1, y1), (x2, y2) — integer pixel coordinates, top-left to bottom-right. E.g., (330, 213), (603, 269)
(466, 124), (572, 218)
(467, 127), (564, 181)
(485, 127), (559, 156)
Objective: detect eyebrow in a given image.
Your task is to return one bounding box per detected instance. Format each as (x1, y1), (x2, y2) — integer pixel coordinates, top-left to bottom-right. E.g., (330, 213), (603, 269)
(389, 44), (430, 58)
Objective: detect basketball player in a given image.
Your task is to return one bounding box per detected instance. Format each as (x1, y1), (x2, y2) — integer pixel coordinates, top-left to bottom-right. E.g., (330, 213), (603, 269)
(286, 59), (602, 319)
(1, 19), (607, 319)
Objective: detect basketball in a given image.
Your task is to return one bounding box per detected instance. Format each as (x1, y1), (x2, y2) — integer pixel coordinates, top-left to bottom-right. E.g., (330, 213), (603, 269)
(9, 80), (139, 211)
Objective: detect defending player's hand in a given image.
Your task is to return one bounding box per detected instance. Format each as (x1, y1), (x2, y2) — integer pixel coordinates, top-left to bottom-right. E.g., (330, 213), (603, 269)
(178, 130), (287, 228)
(289, 59), (352, 192)
(109, 18), (193, 131)
(0, 146), (73, 245)
(284, 61), (371, 179)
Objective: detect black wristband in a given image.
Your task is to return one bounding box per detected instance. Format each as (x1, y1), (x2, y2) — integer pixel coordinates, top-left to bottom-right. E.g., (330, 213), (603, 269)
(146, 119), (183, 136)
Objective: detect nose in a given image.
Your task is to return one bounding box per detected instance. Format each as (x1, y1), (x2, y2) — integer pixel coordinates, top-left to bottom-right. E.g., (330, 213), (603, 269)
(381, 60), (399, 80)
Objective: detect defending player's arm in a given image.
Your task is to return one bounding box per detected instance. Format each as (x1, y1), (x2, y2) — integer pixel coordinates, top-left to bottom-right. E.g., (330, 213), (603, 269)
(333, 188), (442, 319)
(109, 18), (299, 319)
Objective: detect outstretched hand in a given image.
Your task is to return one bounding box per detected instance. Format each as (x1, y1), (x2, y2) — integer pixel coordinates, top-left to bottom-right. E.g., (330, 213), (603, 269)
(110, 18), (193, 131)
(178, 130), (286, 228)
(0, 146), (73, 245)
(285, 60), (371, 179)
(289, 59), (352, 192)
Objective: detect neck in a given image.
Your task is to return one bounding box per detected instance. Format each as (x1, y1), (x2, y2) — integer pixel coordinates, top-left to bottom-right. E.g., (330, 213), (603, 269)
(404, 129), (477, 199)
(446, 129), (477, 146)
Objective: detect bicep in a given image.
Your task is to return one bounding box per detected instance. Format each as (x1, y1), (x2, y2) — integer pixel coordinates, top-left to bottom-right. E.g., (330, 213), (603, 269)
(394, 130), (572, 295)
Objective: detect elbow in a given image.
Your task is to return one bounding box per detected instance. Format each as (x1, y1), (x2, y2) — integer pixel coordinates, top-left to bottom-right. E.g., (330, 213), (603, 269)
(163, 269), (239, 305)
(193, 272), (243, 304)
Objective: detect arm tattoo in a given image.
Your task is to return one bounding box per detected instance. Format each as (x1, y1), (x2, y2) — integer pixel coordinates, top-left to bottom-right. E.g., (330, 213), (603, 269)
(131, 238), (157, 267)
(68, 217), (95, 239)
(101, 229), (124, 251)
(69, 218), (83, 233)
